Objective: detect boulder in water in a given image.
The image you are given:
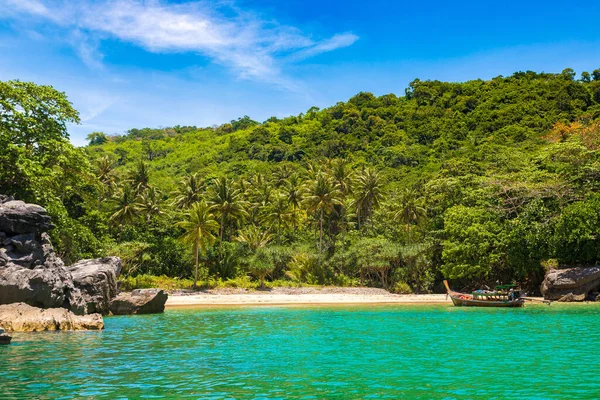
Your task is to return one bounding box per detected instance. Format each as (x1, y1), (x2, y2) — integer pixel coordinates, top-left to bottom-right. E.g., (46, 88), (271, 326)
(0, 231), (87, 313)
(541, 266), (600, 301)
(0, 333), (11, 344)
(0, 303), (103, 332)
(69, 257), (122, 315)
(110, 289), (168, 315)
(0, 326), (10, 344)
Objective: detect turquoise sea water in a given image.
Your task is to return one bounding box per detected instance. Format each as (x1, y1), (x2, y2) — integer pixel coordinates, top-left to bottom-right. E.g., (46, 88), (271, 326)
(1, 304), (600, 399)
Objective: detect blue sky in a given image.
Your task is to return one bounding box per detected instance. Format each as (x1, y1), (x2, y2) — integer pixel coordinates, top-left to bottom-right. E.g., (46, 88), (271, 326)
(1, 0), (600, 146)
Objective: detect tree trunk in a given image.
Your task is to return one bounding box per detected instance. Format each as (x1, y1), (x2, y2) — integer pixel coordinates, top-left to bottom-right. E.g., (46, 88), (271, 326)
(193, 240), (199, 290)
(218, 214), (225, 265)
(319, 209), (323, 252)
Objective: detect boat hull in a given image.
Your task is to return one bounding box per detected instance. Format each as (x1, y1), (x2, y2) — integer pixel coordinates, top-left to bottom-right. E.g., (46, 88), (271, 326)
(449, 295), (524, 308)
(444, 280), (525, 308)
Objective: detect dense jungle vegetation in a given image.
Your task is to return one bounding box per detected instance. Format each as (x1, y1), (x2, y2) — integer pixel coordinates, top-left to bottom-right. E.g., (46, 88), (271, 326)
(3, 68), (600, 293)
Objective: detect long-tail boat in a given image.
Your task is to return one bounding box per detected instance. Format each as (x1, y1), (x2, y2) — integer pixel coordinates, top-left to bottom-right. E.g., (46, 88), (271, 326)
(443, 280), (525, 308)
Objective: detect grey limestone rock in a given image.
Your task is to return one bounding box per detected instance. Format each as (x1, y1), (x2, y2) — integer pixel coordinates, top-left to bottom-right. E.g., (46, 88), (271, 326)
(541, 266), (600, 301)
(0, 200), (54, 235)
(69, 257), (122, 315)
(109, 288), (168, 315)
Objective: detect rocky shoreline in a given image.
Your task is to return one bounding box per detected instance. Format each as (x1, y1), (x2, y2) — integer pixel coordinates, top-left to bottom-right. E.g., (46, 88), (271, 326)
(0, 196), (168, 335)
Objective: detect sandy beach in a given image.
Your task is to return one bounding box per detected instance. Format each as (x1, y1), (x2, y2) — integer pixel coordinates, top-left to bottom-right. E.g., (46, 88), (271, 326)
(166, 287), (451, 307)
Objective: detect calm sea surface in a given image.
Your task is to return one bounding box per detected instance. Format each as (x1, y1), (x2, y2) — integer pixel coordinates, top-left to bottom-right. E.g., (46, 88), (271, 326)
(1, 304), (600, 399)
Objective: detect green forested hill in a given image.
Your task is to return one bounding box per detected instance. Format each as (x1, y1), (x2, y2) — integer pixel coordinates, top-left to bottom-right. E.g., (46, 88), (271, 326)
(89, 69), (600, 191)
(3, 69), (600, 292)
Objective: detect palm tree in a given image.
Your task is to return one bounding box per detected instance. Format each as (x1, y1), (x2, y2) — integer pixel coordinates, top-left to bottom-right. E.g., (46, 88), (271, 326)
(96, 156), (115, 186)
(236, 225), (273, 251)
(176, 201), (219, 289)
(330, 159), (354, 196)
(136, 187), (164, 230)
(110, 185), (139, 240)
(353, 168), (384, 228)
(208, 177), (248, 264)
(285, 174), (304, 210)
(96, 156), (116, 206)
(273, 164), (294, 187)
(265, 193), (294, 244)
(130, 160), (151, 193)
(243, 174), (272, 224)
(171, 173), (203, 209)
(330, 159), (354, 265)
(304, 172), (342, 251)
(391, 188), (426, 244)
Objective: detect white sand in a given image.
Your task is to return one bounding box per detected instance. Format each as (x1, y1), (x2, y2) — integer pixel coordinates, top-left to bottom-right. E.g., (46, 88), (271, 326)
(166, 287), (450, 307)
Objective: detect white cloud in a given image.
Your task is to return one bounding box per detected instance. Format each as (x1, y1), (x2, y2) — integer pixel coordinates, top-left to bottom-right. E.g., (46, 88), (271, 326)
(287, 33), (359, 62)
(0, 0), (359, 86)
(4, 0), (51, 17)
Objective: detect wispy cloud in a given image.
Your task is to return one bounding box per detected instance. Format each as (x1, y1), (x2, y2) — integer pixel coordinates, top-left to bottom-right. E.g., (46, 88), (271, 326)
(0, 0), (359, 87)
(286, 33), (359, 62)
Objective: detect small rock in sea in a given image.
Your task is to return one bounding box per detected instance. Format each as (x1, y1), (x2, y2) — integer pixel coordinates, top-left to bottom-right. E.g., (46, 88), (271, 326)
(0, 326), (12, 344)
(0, 333), (11, 345)
(109, 289), (168, 315)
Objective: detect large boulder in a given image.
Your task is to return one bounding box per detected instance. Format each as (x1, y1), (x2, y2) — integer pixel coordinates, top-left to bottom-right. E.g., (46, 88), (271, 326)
(541, 266), (600, 301)
(0, 303), (103, 332)
(0, 232), (87, 314)
(110, 289), (168, 315)
(0, 197), (121, 316)
(0, 200), (54, 235)
(69, 257), (122, 315)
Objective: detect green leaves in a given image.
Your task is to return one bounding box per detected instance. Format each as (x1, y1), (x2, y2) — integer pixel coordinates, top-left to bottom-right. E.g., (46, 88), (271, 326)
(441, 206), (505, 281)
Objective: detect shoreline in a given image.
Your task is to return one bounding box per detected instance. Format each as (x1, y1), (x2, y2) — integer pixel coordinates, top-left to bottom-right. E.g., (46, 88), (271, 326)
(165, 287), (452, 308)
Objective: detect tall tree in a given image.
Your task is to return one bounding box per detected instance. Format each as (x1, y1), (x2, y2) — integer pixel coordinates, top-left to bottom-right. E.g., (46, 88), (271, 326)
(0, 80), (85, 201)
(208, 177), (248, 264)
(136, 187), (164, 230)
(130, 161), (150, 193)
(330, 159), (354, 239)
(391, 188), (426, 244)
(176, 201), (219, 288)
(86, 132), (108, 146)
(110, 185), (139, 239)
(304, 172), (342, 251)
(353, 168), (384, 228)
(171, 173), (203, 209)
(265, 193), (293, 244)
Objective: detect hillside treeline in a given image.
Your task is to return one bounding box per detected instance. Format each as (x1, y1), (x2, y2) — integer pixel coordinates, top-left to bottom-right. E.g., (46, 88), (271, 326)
(3, 68), (600, 292)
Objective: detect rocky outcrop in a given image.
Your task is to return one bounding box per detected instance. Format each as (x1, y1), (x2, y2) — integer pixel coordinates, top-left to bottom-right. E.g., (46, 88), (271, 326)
(541, 266), (600, 301)
(0, 200), (54, 235)
(0, 199), (87, 314)
(69, 257), (122, 315)
(0, 303), (103, 332)
(110, 289), (168, 315)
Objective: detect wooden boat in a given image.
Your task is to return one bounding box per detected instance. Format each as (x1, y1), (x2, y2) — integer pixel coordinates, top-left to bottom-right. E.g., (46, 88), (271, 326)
(443, 280), (525, 308)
